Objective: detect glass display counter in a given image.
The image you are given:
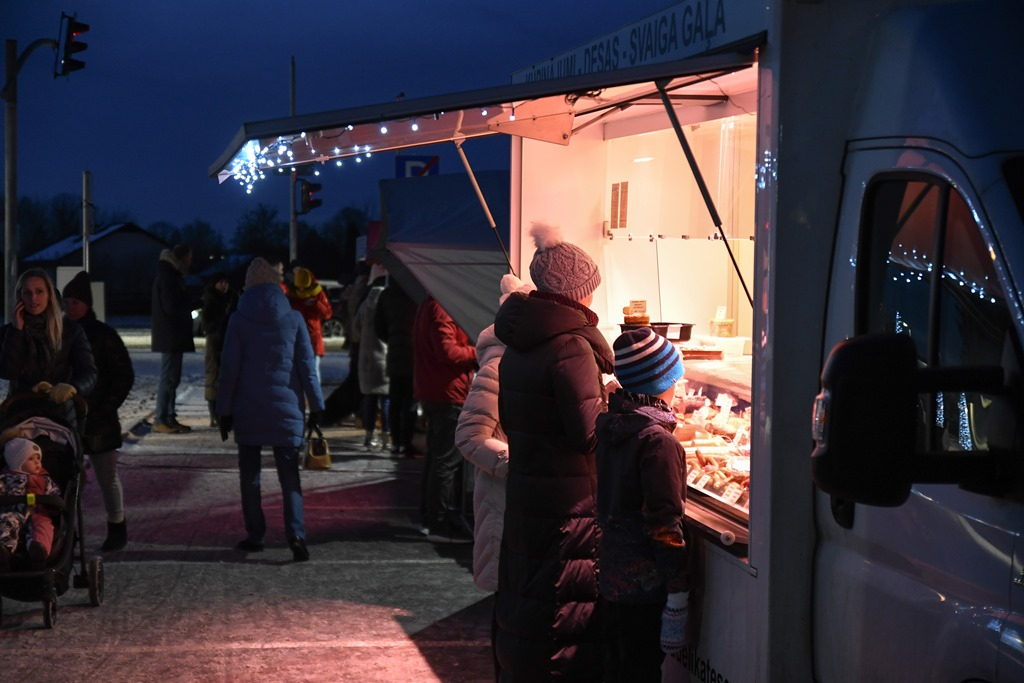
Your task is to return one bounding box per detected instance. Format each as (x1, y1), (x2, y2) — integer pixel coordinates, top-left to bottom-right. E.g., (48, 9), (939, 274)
(673, 355), (752, 555)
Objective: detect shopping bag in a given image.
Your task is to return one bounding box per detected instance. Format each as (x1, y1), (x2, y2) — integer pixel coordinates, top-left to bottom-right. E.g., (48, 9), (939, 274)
(304, 423), (331, 470)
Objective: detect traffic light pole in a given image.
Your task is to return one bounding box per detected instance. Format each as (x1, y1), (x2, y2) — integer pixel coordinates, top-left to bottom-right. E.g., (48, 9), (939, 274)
(2, 37), (58, 323)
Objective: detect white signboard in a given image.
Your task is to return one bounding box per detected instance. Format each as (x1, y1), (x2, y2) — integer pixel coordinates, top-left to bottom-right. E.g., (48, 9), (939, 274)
(511, 0), (767, 84)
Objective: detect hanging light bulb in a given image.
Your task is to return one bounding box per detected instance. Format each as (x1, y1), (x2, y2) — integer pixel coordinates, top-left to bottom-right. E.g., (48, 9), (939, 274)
(411, 119), (419, 131)
(277, 144), (287, 155)
(380, 124), (388, 134)
(481, 107), (488, 116)
(336, 160), (343, 167)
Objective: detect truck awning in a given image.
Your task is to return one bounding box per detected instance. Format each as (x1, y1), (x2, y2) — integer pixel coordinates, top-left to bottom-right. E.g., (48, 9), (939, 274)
(208, 37), (762, 186)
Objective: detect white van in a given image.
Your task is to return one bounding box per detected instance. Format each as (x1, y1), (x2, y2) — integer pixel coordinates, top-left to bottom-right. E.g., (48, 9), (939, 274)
(211, 1), (1024, 679)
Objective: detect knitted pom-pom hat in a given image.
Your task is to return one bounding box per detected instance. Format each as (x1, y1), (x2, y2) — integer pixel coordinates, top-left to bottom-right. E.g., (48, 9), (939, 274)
(4, 437), (42, 473)
(613, 327), (685, 397)
(528, 222), (601, 302)
(245, 257), (281, 289)
(498, 273), (535, 305)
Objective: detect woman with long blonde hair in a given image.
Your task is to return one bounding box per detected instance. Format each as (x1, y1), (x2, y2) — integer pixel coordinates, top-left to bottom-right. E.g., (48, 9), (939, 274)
(0, 268), (96, 407)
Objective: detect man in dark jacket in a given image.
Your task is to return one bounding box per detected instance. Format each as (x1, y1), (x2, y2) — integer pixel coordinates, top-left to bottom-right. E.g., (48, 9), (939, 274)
(374, 276), (419, 455)
(150, 244), (195, 433)
(63, 270), (135, 551)
(493, 221), (613, 682)
(201, 274), (235, 427)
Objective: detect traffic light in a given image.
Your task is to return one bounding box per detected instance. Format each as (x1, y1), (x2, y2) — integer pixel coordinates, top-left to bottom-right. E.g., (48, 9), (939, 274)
(299, 179), (322, 214)
(58, 14), (90, 76)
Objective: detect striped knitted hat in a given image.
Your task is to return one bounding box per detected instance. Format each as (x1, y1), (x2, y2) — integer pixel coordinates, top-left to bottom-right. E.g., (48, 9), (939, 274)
(613, 327), (685, 396)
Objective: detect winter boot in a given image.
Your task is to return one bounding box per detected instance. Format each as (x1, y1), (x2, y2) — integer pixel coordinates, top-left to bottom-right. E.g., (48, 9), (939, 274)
(102, 520), (128, 551)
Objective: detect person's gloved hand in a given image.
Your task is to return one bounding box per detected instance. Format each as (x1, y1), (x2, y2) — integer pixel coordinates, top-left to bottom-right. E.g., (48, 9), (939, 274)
(219, 415), (233, 442)
(660, 591), (688, 655)
(307, 411), (323, 432)
(31, 381), (53, 395)
(50, 383), (77, 403)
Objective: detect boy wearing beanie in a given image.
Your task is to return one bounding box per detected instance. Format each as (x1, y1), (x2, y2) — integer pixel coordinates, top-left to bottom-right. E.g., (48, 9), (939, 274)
(63, 270), (135, 552)
(492, 221), (613, 680)
(0, 437), (61, 570)
(595, 327), (690, 681)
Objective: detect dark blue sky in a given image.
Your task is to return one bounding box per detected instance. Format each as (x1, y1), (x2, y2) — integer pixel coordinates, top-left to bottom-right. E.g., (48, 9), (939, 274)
(3, 1), (671, 237)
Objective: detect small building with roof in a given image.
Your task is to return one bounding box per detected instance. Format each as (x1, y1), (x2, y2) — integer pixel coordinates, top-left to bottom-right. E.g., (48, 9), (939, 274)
(21, 222), (169, 315)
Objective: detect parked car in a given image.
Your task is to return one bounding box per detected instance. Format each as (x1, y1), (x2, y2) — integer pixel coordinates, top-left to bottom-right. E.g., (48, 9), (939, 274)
(319, 280), (346, 339)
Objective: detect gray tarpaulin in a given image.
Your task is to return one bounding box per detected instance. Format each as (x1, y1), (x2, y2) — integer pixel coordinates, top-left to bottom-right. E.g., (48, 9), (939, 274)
(374, 170), (511, 342)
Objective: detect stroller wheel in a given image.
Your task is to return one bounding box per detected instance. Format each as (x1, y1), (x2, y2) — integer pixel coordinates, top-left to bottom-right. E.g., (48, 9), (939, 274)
(88, 556), (104, 606)
(43, 598), (57, 629)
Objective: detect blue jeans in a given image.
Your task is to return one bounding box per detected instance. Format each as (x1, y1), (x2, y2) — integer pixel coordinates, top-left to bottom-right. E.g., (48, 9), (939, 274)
(155, 352), (183, 425)
(237, 443), (305, 544)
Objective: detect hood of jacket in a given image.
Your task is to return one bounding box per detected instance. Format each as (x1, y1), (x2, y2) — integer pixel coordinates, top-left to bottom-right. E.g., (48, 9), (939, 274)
(494, 291), (613, 372)
(474, 324), (505, 369)
(596, 389), (677, 447)
(235, 282), (291, 325)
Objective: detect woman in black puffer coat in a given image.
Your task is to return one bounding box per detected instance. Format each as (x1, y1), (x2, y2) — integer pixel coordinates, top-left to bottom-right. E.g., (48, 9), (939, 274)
(493, 223), (614, 682)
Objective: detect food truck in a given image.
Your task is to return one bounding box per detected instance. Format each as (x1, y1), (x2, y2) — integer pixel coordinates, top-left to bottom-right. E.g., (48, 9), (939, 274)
(210, 0), (1024, 679)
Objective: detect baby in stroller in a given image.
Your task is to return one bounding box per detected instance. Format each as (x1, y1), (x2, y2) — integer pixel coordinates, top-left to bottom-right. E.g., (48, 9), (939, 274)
(0, 437), (60, 571)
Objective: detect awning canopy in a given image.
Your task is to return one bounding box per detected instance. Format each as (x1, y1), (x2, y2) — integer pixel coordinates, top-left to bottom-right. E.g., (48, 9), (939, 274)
(375, 170), (511, 341)
(208, 40), (762, 186)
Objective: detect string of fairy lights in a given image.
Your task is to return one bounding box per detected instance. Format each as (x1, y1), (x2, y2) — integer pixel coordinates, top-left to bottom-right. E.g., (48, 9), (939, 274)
(888, 242), (1001, 450)
(228, 106), (509, 195)
(230, 126), (378, 195)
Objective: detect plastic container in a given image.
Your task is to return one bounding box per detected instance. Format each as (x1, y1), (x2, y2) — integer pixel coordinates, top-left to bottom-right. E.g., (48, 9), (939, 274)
(650, 323), (693, 342)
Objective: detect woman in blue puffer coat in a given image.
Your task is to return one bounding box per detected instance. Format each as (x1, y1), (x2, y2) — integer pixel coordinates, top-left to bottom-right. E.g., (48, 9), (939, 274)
(217, 257), (325, 562)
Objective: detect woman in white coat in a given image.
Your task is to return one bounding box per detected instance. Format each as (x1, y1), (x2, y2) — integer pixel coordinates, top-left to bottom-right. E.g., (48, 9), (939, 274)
(454, 273), (533, 682)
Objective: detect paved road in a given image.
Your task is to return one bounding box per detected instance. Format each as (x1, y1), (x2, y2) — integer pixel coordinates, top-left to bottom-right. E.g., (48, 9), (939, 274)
(0, 351), (494, 682)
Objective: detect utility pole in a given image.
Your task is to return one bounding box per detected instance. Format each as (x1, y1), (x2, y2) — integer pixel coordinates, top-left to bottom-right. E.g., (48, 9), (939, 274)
(289, 55), (297, 266)
(82, 170), (93, 270)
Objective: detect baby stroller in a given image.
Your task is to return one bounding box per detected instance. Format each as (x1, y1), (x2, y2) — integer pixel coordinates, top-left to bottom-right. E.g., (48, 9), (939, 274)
(0, 393), (103, 628)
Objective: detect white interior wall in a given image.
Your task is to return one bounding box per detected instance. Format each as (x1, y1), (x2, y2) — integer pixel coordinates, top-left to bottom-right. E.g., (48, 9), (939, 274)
(520, 124), (611, 327)
(521, 107), (757, 348)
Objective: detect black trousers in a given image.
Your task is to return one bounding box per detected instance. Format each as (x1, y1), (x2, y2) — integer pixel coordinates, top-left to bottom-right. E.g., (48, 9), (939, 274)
(601, 597), (664, 683)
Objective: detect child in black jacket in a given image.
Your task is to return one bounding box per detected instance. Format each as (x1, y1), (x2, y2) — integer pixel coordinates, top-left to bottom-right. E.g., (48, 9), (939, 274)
(595, 326), (689, 682)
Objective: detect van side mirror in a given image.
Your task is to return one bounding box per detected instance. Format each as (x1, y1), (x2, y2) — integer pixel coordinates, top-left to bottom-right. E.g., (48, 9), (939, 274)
(811, 333), (1006, 506)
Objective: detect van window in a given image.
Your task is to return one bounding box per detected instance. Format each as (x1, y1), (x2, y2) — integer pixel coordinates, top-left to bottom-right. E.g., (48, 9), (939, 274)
(859, 176), (1018, 458)
(1005, 156), (1024, 225)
